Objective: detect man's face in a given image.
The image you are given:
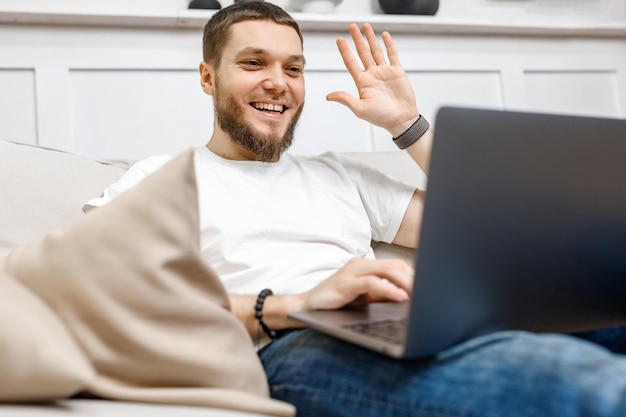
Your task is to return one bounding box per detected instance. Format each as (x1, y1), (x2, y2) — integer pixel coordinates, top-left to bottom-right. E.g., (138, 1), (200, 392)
(210, 20), (305, 162)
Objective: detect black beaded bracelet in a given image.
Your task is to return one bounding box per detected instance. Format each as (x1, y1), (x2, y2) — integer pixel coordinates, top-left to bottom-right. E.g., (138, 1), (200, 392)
(255, 288), (277, 340)
(392, 114), (430, 150)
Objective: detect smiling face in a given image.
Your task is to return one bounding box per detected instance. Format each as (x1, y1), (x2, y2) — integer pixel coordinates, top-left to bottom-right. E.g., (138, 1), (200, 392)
(200, 19), (306, 162)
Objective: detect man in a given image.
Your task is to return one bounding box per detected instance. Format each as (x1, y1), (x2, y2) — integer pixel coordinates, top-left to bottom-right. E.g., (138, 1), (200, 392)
(92, 2), (626, 416)
(197, 3), (426, 340)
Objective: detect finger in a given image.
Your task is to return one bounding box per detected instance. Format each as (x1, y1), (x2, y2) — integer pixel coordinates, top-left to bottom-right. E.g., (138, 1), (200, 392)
(373, 261), (414, 294)
(344, 258), (414, 293)
(348, 22), (376, 70)
(355, 275), (410, 303)
(304, 258), (413, 311)
(336, 36), (365, 80)
(381, 31), (401, 67)
(362, 23), (387, 67)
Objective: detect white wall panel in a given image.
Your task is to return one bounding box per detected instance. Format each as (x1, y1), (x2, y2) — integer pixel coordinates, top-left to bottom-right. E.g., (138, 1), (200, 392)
(525, 71), (621, 118)
(290, 71), (373, 155)
(69, 69), (213, 160)
(34, 67), (73, 151)
(373, 71), (504, 151)
(0, 69), (37, 144)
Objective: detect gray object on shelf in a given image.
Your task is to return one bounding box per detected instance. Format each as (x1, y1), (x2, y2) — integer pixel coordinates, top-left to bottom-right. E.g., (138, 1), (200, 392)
(188, 0), (222, 9)
(378, 0), (439, 15)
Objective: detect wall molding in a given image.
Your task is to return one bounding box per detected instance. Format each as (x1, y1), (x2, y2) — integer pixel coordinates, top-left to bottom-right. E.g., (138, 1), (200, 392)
(1, 8), (626, 38)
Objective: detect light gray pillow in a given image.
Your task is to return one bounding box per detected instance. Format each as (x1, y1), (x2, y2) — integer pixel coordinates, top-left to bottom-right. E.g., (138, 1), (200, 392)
(0, 140), (128, 257)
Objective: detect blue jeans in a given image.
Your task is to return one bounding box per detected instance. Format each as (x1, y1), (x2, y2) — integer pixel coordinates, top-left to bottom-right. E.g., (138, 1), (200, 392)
(258, 326), (626, 417)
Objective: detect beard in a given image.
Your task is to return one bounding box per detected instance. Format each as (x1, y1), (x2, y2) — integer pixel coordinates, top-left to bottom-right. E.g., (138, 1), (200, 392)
(213, 83), (304, 162)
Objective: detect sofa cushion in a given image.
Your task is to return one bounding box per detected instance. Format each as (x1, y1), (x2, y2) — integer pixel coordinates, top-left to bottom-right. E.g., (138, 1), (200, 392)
(1, 149), (294, 417)
(0, 140), (128, 258)
(0, 399), (284, 417)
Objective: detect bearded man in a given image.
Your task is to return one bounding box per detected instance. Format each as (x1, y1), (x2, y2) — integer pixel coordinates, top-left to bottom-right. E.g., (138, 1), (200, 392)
(88, 3), (626, 417)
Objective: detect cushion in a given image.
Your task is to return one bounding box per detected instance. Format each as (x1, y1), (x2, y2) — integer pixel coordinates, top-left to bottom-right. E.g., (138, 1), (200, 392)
(0, 399), (282, 416)
(1, 149), (295, 417)
(0, 271), (94, 401)
(83, 154), (171, 210)
(0, 140), (128, 258)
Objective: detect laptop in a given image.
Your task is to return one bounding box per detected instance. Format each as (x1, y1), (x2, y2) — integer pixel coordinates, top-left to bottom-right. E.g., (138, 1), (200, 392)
(289, 106), (626, 359)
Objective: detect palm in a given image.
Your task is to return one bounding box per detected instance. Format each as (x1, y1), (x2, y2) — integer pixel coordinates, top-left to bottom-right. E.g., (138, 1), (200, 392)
(353, 65), (417, 129)
(327, 23), (419, 135)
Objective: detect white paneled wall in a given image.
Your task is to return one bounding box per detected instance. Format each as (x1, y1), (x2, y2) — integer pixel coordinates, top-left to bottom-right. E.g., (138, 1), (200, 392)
(69, 69), (214, 159)
(0, 0), (623, 21)
(525, 71), (622, 118)
(0, 8), (625, 159)
(0, 69), (37, 143)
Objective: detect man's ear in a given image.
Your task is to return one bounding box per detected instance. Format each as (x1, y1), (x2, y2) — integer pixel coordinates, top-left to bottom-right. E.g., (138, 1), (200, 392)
(199, 61), (215, 96)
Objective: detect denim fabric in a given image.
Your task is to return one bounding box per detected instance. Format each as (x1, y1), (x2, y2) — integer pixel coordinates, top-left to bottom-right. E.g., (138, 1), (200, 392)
(259, 327), (626, 417)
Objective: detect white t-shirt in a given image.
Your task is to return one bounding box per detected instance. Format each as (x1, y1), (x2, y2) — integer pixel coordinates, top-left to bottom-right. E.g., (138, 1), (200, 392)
(194, 147), (415, 294)
(86, 147), (416, 295)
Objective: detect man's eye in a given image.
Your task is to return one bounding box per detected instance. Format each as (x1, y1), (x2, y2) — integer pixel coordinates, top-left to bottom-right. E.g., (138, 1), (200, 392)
(243, 61), (261, 68)
(287, 67), (303, 76)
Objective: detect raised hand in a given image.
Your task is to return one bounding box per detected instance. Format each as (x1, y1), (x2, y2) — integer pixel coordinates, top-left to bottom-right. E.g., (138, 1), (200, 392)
(326, 23), (420, 138)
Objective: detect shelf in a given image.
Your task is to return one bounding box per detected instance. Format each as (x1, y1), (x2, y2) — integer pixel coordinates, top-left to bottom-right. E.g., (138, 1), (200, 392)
(1, 7), (626, 38)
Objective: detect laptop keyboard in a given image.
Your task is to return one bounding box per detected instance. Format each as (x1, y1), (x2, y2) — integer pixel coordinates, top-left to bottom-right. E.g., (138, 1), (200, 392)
(343, 318), (407, 345)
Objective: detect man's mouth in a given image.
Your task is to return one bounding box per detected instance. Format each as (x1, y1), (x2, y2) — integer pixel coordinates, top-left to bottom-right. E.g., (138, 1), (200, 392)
(251, 102), (286, 115)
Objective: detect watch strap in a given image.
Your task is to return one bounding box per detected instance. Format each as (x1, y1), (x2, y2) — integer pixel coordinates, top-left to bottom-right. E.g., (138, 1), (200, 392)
(392, 115), (430, 150)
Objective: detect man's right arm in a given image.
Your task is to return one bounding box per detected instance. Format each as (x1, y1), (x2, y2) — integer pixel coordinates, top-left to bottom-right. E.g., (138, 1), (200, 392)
(229, 293), (307, 339)
(229, 257), (414, 340)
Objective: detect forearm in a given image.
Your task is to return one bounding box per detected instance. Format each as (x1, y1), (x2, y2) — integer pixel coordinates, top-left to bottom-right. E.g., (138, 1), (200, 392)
(229, 258), (413, 341)
(388, 115), (433, 176)
(389, 117), (432, 249)
(229, 293), (307, 339)
(405, 129), (433, 175)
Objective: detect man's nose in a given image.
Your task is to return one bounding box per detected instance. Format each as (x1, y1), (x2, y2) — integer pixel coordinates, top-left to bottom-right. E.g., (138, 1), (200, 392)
(262, 65), (288, 92)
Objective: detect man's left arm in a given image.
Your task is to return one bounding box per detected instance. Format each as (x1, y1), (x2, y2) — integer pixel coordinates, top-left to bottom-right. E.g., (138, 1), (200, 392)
(390, 121), (433, 250)
(327, 23), (433, 249)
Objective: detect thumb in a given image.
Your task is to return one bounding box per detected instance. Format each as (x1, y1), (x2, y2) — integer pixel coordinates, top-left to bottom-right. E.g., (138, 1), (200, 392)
(326, 91), (360, 114)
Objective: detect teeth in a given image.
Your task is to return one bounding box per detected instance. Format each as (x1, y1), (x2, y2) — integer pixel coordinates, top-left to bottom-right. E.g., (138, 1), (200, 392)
(252, 102), (284, 113)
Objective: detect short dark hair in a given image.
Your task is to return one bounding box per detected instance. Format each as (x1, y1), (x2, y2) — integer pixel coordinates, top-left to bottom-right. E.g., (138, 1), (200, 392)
(202, 1), (303, 67)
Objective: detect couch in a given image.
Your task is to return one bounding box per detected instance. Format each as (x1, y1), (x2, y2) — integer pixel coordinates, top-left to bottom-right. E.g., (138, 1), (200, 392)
(0, 139), (424, 416)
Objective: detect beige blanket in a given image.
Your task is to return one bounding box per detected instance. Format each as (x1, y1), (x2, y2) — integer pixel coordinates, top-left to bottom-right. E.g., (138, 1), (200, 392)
(0, 150), (294, 417)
